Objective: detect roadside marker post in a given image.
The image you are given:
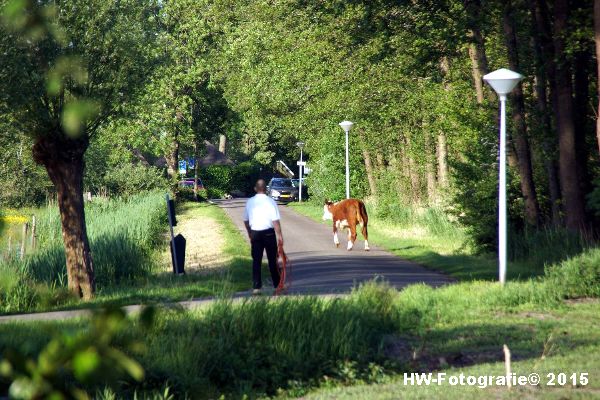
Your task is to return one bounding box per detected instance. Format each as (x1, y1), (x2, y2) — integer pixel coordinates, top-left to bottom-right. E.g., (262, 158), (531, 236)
(166, 193), (185, 274)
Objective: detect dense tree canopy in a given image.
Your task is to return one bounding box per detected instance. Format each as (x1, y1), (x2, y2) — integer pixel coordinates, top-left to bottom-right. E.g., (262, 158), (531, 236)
(1, 0), (599, 295)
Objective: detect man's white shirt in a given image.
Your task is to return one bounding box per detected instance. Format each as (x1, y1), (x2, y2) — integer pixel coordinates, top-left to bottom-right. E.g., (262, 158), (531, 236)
(243, 194), (281, 230)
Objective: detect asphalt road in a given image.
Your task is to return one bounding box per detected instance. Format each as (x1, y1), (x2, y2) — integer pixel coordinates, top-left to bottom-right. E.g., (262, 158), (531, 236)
(214, 198), (454, 294)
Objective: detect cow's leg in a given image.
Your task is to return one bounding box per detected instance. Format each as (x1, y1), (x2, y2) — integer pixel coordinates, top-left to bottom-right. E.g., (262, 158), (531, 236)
(347, 225), (357, 251)
(333, 222), (340, 247)
(362, 224), (370, 251)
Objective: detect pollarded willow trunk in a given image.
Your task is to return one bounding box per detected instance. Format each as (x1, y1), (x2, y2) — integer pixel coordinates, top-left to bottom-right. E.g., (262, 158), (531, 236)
(32, 133), (95, 299)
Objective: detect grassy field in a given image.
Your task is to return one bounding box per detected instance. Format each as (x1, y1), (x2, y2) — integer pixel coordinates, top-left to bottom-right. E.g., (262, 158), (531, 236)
(0, 194), (251, 314)
(1, 281), (599, 399)
(291, 301), (600, 399)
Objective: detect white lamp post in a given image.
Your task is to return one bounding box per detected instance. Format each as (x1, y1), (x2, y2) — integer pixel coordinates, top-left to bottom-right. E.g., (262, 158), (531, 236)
(296, 141), (305, 202)
(339, 120), (354, 199)
(483, 68), (523, 286)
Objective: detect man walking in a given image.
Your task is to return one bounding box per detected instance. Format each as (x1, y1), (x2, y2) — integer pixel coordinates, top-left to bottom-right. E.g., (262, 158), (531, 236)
(243, 179), (284, 294)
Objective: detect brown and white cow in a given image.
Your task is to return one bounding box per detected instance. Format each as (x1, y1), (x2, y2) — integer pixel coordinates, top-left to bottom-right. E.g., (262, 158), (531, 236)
(322, 199), (369, 251)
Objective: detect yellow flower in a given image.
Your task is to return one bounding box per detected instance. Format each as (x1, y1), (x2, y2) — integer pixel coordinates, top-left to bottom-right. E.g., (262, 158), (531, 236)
(1, 215), (29, 224)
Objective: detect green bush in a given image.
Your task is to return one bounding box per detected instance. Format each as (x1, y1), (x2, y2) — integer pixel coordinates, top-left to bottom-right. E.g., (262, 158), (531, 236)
(201, 160), (262, 197)
(545, 248), (600, 299)
(103, 164), (168, 198)
(0, 144), (53, 207)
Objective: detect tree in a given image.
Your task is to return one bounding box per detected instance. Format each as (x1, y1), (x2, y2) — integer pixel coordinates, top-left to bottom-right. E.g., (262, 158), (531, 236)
(0, 0), (158, 299)
(502, 0), (541, 226)
(463, 0), (491, 104)
(596, 0), (600, 155)
(552, 0), (588, 231)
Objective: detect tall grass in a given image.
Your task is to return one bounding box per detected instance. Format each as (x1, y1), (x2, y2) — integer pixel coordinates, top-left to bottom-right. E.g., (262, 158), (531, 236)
(25, 192), (167, 285)
(0, 191), (167, 313)
(508, 225), (592, 267)
(131, 283), (399, 397)
(366, 199), (458, 238)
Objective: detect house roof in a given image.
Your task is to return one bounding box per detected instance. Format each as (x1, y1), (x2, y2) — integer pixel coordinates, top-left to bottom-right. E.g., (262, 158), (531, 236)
(198, 140), (234, 167)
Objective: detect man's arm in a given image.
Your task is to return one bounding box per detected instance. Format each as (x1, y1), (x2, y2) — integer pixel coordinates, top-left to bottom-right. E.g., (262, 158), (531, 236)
(244, 220), (252, 240)
(273, 219), (284, 248)
(243, 202), (251, 239)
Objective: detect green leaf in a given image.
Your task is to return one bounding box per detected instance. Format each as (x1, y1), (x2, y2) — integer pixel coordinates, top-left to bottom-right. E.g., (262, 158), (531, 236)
(61, 100), (100, 138)
(72, 348), (101, 381)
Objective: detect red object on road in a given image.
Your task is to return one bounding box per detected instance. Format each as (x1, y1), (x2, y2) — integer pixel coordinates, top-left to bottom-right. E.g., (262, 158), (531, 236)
(275, 246), (291, 295)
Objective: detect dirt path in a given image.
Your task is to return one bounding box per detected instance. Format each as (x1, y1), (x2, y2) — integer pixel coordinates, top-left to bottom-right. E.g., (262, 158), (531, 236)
(162, 204), (229, 273)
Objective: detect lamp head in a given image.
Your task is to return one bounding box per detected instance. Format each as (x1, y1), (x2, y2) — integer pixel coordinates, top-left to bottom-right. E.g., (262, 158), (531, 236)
(483, 68), (523, 96)
(338, 120), (354, 133)
(296, 141), (305, 149)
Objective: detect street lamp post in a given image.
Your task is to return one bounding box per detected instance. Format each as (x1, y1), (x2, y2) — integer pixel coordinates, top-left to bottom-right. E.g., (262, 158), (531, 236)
(483, 68), (523, 286)
(296, 141), (305, 202)
(339, 120), (354, 199)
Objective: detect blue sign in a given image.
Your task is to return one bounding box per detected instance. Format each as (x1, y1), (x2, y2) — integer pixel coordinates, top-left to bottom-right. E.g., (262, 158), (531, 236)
(188, 157), (195, 169)
(178, 160), (187, 174)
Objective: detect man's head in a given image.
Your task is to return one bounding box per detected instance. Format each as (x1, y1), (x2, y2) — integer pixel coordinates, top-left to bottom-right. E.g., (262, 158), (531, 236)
(255, 179), (267, 194)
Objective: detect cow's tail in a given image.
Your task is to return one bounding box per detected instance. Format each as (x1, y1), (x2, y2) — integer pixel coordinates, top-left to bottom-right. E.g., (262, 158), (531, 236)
(358, 201), (369, 242)
(357, 201), (368, 226)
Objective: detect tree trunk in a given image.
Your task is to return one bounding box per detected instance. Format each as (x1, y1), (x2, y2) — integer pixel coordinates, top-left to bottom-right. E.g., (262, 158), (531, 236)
(463, 0), (491, 103)
(553, 0), (587, 231)
(165, 139), (179, 179)
(403, 136), (421, 205)
(596, 0), (600, 155)
(437, 132), (449, 189)
(529, 1), (561, 225)
(219, 134), (227, 154)
(438, 57), (450, 191)
(165, 130), (180, 197)
(425, 132), (437, 205)
(573, 48), (592, 198)
(468, 44), (486, 104)
(193, 139), (199, 201)
(503, 0), (541, 226)
(32, 133), (95, 299)
(531, 0), (562, 225)
(362, 148), (377, 197)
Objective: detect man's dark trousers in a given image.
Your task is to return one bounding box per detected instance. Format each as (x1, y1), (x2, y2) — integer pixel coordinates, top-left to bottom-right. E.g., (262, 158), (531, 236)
(250, 228), (280, 289)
